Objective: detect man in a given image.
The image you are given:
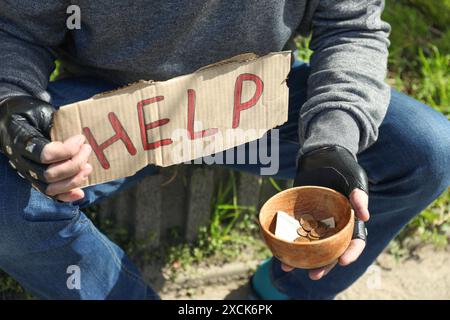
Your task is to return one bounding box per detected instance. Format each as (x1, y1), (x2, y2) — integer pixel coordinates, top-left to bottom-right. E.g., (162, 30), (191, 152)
(0, 0), (448, 300)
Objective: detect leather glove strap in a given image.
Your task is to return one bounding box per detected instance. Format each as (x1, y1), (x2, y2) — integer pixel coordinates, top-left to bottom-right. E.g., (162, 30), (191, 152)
(0, 96), (55, 197)
(294, 146), (369, 195)
(295, 146), (369, 242)
(352, 217), (368, 241)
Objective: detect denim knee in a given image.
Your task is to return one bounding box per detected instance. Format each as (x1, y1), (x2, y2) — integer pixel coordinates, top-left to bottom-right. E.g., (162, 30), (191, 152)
(0, 187), (84, 255)
(382, 90), (450, 196)
(408, 123), (450, 195)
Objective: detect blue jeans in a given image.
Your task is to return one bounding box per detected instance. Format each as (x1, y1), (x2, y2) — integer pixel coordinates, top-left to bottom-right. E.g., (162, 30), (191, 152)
(0, 62), (449, 299)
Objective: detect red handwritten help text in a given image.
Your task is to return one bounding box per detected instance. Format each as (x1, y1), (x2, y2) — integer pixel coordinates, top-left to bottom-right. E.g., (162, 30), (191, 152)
(83, 73), (264, 170)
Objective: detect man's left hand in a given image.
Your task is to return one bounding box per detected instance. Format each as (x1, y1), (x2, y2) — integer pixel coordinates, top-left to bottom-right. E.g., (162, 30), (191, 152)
(282, 146), (369, 279)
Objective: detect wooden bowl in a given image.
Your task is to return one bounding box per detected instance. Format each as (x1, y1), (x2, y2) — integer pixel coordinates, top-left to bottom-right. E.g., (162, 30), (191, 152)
(259, 186), (354, 269)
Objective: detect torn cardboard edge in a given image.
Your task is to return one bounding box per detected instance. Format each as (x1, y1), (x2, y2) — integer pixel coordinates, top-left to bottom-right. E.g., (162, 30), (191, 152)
(89, 52), (261, 100)
(51, 51), (292, 187)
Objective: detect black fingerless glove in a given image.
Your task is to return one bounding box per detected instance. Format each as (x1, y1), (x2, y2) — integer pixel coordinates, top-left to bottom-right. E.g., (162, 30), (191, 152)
(0, 95), (55, 194)
(294, 146), (368, 241)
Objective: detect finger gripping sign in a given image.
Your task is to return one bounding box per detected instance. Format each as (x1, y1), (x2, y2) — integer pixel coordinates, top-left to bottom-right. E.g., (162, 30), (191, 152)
(51, 51), (291, 186)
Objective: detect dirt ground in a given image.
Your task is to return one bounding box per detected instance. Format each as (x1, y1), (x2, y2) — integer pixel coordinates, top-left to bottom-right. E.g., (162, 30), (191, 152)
(160, 245), (450, 300)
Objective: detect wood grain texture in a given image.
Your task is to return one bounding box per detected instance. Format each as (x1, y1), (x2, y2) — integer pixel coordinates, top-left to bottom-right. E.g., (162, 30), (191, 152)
(259, 186), (354, 269)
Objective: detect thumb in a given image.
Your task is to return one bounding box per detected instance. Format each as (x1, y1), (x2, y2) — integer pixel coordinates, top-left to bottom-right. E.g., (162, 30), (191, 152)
(349, 188), (370, 222)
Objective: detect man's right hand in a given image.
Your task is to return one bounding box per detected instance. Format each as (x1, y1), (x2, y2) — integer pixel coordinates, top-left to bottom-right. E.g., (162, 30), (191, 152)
(0, 96), (92, 202)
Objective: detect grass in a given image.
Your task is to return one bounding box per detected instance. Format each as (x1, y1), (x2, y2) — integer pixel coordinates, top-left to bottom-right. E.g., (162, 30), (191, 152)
(415, 46), (449, 115)
(398, 189), (450, 247)
(170, 0), (450, 266)
(384, 1), (450, 116)
(0, 0), (449, 297)
(295, 1), (450, 251)
(167, 171), (270, 272)
(381, 1), (450, 248)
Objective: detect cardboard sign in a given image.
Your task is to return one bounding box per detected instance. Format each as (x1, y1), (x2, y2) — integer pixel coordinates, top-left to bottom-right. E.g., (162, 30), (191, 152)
(51, 51), (291, 186)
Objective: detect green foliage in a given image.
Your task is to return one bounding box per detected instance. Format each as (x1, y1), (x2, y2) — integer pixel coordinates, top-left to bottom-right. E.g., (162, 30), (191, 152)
(381, 1), (450, 247)
(49, 60), (61, 82)
(415, 46), (449, 116)
(383, 1), (433, 76)
(0, 270), (32, 300)
(398, 189), (450, 248)
(295, 37), (313, 62)
(435, 29), (450, 56)
(286, 1), (450, 247)
(380, 2), (448, 120)
(1, 1), (449, 298)
(404, 0), (450, 30)
(167, 171), (268, 271)
(268, 177), (283, 192)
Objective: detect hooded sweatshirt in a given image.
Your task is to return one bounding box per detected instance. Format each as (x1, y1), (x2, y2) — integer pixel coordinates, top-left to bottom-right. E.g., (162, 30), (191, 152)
(0, 0), (391, 157)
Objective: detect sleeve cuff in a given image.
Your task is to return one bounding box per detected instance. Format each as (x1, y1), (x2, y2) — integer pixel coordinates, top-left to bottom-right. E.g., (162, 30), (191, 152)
(300, 109), (360, 158)
(0, 82), (30, 102)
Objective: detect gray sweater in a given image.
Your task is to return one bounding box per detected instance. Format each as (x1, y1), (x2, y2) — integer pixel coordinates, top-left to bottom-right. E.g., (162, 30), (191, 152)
(0, 0), (390, 157)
